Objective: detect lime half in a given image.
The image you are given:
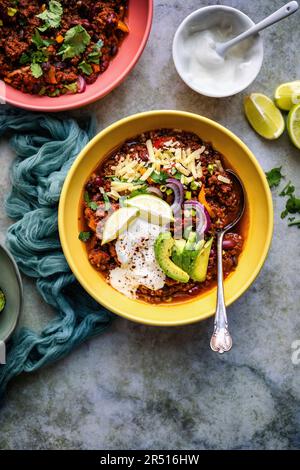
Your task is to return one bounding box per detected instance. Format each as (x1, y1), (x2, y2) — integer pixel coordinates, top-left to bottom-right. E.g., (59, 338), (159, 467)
(125, 194), (174, 225)
(244, 93), (285, 140)
(102, 207), (139, 245)
(275, 81), (300, 111)
(287, 103), (300, 150)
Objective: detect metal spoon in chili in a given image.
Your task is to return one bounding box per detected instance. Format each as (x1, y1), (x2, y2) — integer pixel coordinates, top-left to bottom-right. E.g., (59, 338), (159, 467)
(210, 169), (246, 354)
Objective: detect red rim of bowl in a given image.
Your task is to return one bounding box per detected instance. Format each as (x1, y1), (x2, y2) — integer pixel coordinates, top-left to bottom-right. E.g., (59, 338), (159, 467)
(0, 0), (153, 112)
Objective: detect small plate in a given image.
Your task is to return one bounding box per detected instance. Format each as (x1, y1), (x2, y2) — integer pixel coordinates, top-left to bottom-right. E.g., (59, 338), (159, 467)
(0, 244), (23, 342)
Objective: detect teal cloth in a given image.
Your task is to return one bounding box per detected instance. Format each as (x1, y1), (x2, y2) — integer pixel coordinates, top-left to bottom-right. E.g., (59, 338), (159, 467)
(0, 106), (113, 398)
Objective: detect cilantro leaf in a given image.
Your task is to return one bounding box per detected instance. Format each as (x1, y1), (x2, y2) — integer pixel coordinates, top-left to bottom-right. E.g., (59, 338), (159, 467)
(102, 192), (111, 211)
(78, 60), (93, 75)
(84, 191), (90, 204)
(64, 82), (78, 94)
(288, 220), (300, 228)
(89, 201), (98, 211)
(32, 29), (54, 48)
(279, 181), (295, 197)
(84, 191), (98, 211)
(88, 40), (104, 64)
(281, 194), (300, 219)
(150, 171), (168, 184)
(20, 53), (31, 65)
(58, 25), (91, 60)
(128, 187), (148, 198)
(265, 167), (284, 189)
(31, 63), (43, 78)
(37, 1), (63, 31)
(79, 231), (91, 242)
(286, 195), (300, 214)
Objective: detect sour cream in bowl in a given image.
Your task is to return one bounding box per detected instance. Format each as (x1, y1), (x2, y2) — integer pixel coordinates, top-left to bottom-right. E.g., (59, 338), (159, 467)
(173, 6), (264, 98)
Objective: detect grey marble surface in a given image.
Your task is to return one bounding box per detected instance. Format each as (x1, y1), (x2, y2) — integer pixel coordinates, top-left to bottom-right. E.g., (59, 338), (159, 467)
(0, 0), (300, 450)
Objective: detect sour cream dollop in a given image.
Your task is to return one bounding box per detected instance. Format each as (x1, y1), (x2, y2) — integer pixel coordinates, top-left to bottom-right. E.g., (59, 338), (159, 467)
(109, 219), (166, 298)
(182, 24), (258, 96)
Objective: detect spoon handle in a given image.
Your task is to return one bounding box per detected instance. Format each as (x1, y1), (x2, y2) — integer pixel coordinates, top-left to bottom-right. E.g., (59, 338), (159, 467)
(210, 231), (232, 354)
(218, 1), (299, 56)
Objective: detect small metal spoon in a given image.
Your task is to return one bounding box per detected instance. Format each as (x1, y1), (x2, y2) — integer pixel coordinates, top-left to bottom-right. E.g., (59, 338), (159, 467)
(210, 170), (245, 354)
(215, 1), (299, 58)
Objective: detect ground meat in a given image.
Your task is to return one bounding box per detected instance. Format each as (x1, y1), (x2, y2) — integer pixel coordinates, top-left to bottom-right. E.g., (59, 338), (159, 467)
(89, 249), (110, 271)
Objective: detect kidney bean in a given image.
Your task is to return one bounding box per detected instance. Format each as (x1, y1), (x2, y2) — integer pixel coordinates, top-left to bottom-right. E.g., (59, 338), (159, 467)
(223, 239), (237, 249)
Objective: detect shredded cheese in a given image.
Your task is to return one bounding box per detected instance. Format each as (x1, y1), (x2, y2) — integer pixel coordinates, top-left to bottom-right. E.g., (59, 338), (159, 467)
(146, 139), (155, 162)
(111, 181), (144, 193)
(110, 139), (206, 183)
(217, 175), (231, 184)
(140, 166), (154, 181)
(175, 162), (190, 176)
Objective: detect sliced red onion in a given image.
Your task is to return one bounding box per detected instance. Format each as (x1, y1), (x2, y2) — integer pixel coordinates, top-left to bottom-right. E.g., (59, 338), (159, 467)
(184, 200), (210, 237)
(204, 206), (212, 232)
(146, 186), (163, 198)
(77, 76), (86, 94)
(166, 178), (184, 213)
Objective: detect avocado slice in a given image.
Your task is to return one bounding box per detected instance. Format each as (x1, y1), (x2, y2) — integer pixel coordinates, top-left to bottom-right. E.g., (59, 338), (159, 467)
(172, 239), (186, 269)
(190, 237), (214, 282)
(154, 233), (190, 283)
(0, 289), (5, 313)
(181, 232), (204, 274)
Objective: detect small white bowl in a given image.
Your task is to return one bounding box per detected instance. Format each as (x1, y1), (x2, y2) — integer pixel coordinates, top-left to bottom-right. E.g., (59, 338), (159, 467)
(173, 5), (264, 98)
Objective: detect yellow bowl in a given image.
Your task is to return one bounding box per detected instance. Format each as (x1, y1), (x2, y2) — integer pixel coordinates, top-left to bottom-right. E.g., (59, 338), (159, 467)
(58, 111), (273, 326)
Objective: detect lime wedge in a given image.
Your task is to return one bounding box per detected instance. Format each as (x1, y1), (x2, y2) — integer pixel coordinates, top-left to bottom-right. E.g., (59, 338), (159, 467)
(275, 81), (300, 111)
(102, 207), (139, 245)
(124, 194), (174, 225)
(244, 93), (285, 140)
(287, 103), (300, 150)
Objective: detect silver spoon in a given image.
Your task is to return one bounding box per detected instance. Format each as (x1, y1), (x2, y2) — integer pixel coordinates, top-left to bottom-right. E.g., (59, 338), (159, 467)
(215, 1), (299, 58)
(210, 170), (246, 354)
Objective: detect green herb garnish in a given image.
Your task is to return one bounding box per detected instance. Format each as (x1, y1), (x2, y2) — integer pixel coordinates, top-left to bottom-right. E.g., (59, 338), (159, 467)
(207, 163), (215, 175)
(278, 180), (300, 221)
(58, 25), (91, 60)
(281, 194), (300, 219)
(265, 167), (284, 189)
(79, 231), (91, 242)
(128, 187), (148, 198)
(84, 191), (98, 211)
(32, 29), (54, 48)
(20, 49), (48, 66)
(78, 60), (93, 76)
(64, 82), (78, 94)
(150, 171), (168, 184)
(31, 63), (43, 78)
(279, 181), (295, 197)
(88, 40), (104, 64)
(37, 1), (63, 32)
(288, 220), (300, 228)
(101, 191), (111, 211)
